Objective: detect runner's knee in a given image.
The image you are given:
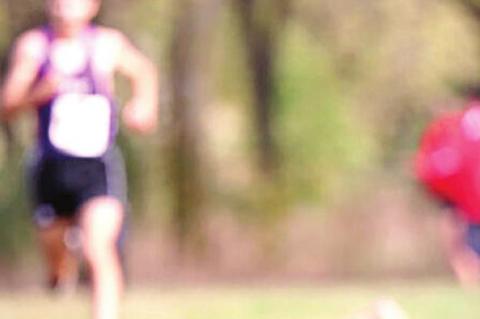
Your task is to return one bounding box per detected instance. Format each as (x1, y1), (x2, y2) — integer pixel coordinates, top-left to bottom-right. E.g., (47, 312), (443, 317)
(80, 197), (123, 261)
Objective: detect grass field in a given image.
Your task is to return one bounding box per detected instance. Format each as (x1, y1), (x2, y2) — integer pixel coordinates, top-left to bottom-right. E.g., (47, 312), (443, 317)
(0, 282), (479, 319)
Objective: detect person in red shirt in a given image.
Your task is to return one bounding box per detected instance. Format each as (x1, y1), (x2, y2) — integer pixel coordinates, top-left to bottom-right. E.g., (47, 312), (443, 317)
(416, 98), (480, 286)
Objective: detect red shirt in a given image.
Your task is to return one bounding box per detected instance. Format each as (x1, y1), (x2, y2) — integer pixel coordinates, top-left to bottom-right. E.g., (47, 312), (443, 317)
(415, 101), (480, 223)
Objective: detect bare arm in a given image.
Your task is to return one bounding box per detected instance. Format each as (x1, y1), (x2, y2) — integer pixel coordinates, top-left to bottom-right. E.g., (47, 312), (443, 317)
(115, 33), (159, 134)
(1, 31), (57, 121)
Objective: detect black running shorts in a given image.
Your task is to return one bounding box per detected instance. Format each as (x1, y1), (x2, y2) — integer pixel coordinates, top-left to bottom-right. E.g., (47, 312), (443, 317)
(26, 148), (128, 227)
(35, 156), (108, 215)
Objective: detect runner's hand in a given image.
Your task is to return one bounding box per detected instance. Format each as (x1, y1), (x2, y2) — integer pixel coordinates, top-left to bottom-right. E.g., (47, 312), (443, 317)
(122, 99), (157, 134)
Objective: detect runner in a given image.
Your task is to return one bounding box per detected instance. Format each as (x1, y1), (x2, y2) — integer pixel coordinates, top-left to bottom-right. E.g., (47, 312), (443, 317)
(1, 0), (158, 318)
(415, 97), (480, 287)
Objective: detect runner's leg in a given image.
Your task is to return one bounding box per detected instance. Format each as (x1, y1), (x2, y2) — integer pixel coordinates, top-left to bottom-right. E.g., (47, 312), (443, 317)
(79, 196), (124, 319)
(440, 211), (480, 286)
(37, 218), (79, 292)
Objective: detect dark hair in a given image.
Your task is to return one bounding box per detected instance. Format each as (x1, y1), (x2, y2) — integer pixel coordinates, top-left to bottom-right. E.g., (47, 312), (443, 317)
(451, 82), (480, 100)
(462, 85), (480, 100)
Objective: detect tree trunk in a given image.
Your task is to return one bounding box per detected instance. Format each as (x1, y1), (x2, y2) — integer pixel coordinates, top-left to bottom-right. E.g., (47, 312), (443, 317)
(169, 0), (222, 256)
(233, 0), (290, 177)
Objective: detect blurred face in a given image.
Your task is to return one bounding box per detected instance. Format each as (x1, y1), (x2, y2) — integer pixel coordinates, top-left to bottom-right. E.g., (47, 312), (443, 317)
(46, 0), (100, 28)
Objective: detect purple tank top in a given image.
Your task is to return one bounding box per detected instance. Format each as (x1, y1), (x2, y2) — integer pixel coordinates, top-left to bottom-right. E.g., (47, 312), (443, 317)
(37, 25), (118, 159)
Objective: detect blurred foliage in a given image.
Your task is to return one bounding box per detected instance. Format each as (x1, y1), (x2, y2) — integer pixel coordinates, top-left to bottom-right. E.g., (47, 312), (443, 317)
(1, 0), (480, 275)
(275, 25), (375, 203)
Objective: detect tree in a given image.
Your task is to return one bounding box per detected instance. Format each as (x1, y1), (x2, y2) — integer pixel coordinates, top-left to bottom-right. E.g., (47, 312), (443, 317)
(169, 0), (222, 255)
(233, 0), (291, 177)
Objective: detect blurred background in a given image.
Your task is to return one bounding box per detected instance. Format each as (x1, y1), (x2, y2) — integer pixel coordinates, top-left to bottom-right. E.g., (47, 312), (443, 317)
(1, 0), (480, 287)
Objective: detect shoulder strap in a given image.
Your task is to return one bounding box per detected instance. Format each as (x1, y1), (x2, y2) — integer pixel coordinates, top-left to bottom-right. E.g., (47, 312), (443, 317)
(43, 25), (54, 44)
(37, 25), (54, 76)
(83, 24), (101, 94)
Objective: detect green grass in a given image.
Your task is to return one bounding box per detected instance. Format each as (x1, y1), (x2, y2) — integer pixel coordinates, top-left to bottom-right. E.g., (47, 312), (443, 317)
(0, 282), (479, 319)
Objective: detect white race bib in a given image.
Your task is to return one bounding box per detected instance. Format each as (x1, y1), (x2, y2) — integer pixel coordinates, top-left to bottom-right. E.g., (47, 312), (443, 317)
(49, 93), (112, 157)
